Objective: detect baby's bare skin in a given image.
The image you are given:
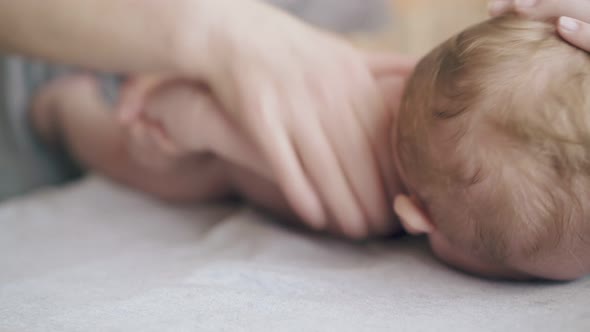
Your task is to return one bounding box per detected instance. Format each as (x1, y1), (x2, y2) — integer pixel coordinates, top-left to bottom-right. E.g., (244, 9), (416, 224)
(31, 72), (408, 238)
(31, 76), (233, 203)
(31, 75), (303, 228)
(135, 81), (334, 230)
(134, 77), (408, 236)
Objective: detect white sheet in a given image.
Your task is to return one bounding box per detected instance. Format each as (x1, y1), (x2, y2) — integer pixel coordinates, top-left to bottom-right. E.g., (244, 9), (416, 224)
(1, 177), (589, 331)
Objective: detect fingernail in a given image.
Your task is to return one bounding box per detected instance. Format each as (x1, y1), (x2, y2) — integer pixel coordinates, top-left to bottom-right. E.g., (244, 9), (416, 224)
(515, 0), (537, 8)
(560, 17), (580, 32)
(488, 0), (510, 16)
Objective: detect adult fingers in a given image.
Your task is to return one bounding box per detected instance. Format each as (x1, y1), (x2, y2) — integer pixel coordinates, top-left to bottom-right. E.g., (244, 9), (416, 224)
(331, 96), (388, 236)
(243, 80), (327, 230)
(330, 63), (392, 235)
(557, 17), (590, 52)
(488, 0), (590, 52)
(292, 95), (369, 238)
(489, 0), (590, 22)
(488, 0), (510, 16)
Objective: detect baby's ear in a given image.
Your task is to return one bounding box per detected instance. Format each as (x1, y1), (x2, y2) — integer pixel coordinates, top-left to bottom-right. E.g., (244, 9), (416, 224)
(126, 117), (182, 172)
(142, 117), (180, 157)
(117, 75), (174, 124)
(393, 194), (435, 235)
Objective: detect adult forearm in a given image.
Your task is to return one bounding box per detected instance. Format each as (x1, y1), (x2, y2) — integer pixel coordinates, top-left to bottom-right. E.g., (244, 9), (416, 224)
(0, 0), (221, 74)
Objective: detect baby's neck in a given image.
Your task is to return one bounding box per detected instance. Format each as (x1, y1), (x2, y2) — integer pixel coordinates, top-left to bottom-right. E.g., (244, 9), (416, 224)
(376, 105), (407, 206)
(371, 119), (406, 234)
(374, 73), (410, 201)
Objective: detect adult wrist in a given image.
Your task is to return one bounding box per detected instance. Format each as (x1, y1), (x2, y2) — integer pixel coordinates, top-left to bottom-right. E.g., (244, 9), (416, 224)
(170, 0), (238, 79)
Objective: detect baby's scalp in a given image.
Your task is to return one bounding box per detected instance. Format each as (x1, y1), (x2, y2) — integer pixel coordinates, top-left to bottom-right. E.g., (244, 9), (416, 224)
(397, 15), (590, 279)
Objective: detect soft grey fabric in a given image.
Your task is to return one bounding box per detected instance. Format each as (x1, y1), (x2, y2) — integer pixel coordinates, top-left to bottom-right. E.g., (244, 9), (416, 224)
(1, 177), (589, 332)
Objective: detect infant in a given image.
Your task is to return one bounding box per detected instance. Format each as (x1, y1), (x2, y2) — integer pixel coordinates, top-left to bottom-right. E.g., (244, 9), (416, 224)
(32, 16), (590, 280)
(31, 72), (406, 236)
(394, 15), (590, 280)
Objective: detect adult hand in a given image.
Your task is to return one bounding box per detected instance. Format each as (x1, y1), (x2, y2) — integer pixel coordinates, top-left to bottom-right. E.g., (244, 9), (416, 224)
(121, 0), (418, 238)
(488, 0), (590, 51)
(120, 55), (415, 239)
(121, 61), (414, 242)
(211, 6), (389, 238)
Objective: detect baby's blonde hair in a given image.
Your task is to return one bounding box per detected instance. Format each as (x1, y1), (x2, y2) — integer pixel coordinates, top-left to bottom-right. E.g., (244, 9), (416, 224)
(397, 16), (590, 264)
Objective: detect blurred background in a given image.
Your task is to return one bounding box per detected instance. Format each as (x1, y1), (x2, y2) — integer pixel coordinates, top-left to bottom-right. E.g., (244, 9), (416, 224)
(270, 0), (489, 56)
(356, 0), (489, 55)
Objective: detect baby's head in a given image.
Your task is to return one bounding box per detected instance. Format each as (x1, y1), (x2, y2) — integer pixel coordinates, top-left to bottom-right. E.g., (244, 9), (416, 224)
(393, 16), (590, 280)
